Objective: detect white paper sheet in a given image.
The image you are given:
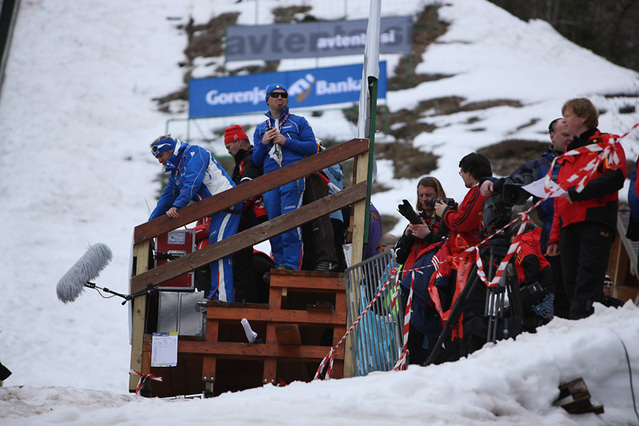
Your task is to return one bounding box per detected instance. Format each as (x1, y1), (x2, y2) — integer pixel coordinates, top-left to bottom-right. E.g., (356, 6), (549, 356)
(523, 178), (565, 199)
(151, 332), (178, 367)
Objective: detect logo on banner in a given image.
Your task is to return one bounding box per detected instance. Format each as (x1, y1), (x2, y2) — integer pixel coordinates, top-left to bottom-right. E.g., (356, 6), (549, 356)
(289, 74), (316, 102)
(188, 62), (387, 118)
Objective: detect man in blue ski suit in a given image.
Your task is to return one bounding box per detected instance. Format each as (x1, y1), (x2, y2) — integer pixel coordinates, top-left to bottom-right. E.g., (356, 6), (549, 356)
(252, 84), (319, 270)
(149, 135), (240, 302)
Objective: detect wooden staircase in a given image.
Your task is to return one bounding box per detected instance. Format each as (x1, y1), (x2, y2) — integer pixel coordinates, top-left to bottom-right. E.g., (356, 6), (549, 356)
(142, 270), (346, 397)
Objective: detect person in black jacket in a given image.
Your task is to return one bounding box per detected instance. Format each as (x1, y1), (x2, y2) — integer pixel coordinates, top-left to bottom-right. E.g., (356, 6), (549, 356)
(224, 125), (269, 302)
(481, 118), (573, 318)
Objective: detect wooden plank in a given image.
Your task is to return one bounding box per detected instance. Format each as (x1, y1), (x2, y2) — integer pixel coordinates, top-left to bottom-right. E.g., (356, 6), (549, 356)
(129, 240), (150, 392)
(275, 324), (302, 345)
(204, 307), (347, 325)
(133, 138), (369, 244)
(178, 340), (344, 360)
(269, 271), (346, 292)
(130, 182), (366, 294)
(202, 357), (216, 384)
(262, 359), (278, 385)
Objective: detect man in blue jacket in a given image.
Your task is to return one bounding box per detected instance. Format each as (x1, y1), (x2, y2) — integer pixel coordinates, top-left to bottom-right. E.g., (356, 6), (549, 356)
(149, 135), (240, 302)
(253, 84), (319, 270)
(480, 118), (572, 317)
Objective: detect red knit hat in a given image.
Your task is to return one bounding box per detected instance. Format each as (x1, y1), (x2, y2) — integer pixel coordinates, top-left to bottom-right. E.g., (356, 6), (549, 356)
(224, 125), (248, 145)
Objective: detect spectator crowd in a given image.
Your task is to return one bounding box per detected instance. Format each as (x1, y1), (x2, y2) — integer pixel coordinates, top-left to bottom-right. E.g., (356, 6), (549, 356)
(148, 91), (633, 365)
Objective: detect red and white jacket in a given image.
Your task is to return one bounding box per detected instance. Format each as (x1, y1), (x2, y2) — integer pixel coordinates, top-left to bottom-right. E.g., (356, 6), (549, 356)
(549, 128), (626, 245)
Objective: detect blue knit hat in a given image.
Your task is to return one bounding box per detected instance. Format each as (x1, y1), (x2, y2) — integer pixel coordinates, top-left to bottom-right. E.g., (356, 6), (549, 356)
(265, 83), (288, 104)
(151, 135), (176, 158)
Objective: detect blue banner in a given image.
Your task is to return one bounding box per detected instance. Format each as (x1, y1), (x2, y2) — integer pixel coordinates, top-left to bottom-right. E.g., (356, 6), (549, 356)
(188, 62), (387, 119)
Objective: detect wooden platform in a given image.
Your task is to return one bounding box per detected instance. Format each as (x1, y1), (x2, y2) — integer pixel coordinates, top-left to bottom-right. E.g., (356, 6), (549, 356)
(141, 269), (346, 397)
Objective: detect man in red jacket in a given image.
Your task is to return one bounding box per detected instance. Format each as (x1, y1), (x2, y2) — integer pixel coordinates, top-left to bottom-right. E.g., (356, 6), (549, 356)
(435, 152), (492, 357)
(546, 98), (626, 319)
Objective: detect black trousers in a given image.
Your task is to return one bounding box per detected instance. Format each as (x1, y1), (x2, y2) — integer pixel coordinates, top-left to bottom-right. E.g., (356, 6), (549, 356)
(559, 222), (614, 319)
(301, 174), (338, 269)
(548, 254), (569, 318)
(233, 208), (267, 303)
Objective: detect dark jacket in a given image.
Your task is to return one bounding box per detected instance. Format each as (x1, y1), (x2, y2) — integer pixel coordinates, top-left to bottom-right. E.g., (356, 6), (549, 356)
(512, 146), (562, 252)
(232, 146), (267, 220)
(396, 211), (447, 266)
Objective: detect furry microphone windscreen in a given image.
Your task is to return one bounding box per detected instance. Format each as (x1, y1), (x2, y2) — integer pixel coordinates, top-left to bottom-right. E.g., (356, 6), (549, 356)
(56, 243), (113, 303)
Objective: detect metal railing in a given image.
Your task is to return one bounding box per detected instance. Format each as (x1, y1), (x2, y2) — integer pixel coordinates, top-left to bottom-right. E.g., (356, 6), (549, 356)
(344, 249), (403, 376)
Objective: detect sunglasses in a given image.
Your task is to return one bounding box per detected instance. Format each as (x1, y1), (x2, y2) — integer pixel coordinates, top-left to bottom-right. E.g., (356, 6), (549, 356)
(269, 92), (288, 99)
(604, 281), (613, 287)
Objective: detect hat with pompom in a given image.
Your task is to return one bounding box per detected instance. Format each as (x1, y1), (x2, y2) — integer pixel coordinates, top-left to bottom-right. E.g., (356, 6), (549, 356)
(224, 125), (249, 145)
(265, 83), (288, 104)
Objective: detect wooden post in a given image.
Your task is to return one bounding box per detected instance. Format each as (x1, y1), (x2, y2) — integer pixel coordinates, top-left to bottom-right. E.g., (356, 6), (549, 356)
(344, 146), (370, 377)
(129, 240), (150, 392)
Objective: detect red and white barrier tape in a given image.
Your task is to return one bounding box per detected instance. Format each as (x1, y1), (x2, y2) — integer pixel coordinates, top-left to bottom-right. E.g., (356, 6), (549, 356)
(393, 271), (415, 371)
(316, 123), (639, 377)
(314, 268), (399, 380)
(129, 369), (163, 395)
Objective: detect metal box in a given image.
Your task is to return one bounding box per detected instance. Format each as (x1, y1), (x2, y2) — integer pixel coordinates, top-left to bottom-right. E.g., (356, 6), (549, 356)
(157, 291), (207, 337)
(155, 230), (196, 291)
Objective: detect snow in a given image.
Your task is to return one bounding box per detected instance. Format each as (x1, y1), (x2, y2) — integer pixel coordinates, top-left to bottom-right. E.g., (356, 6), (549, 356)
(1, 0), (639, 424)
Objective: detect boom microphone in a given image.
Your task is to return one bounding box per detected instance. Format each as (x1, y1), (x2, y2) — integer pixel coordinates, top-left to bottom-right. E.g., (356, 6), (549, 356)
(56, 243), (113, 303)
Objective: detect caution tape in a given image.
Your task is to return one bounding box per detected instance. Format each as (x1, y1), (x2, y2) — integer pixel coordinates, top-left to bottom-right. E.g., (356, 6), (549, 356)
(313, 268), (399, 380)
(393, 271), (415, 371)
(129, 369), (163, 396)
(315, 123), (639, 378)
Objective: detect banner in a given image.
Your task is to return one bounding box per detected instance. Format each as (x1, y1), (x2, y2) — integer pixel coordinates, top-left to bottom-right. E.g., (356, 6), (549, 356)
(226, 17), (412, 61)
(188, 62), (387, 119)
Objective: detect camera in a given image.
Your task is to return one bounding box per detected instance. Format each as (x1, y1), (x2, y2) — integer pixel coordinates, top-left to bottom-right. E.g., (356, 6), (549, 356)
(493, 168), (535, 207)
(483, 169), (535, 231)
(397, 200), (422, 225)
(423, 198), (456, 208)
(519, 281), (546, 311)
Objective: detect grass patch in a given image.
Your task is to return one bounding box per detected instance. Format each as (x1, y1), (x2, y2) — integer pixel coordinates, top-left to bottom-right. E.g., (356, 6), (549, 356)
(376, 141), (438, 179)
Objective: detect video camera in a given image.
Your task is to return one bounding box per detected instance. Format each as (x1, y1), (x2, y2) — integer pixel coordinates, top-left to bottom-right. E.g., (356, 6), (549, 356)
(483, 169), (535, 231)
(493, 168), (535, 207)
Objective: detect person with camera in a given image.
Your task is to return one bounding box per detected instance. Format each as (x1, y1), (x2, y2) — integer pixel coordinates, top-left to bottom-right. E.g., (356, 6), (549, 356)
(395, 176), (450, 266)
(480, 118), (573, 318)
(546, 98), (627, 320)
(434, 152), (493, 358)
(395, 176), (451, 365)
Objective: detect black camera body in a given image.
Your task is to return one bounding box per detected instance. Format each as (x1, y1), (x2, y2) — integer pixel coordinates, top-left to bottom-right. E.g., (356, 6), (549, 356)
(423, 197), (456, 208)
(493, 168), (535, 207)
(483, 169), (535, 231)
(519, 281), (546, 311)
(397, 199), (422, 225)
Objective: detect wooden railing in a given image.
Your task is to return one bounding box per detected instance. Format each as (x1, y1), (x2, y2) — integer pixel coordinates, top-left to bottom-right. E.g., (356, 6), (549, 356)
(128, 138), (371, 391)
